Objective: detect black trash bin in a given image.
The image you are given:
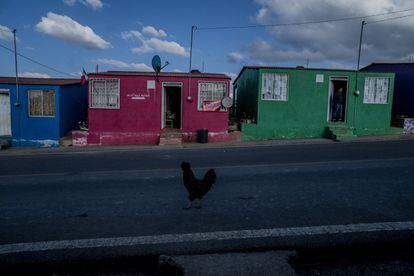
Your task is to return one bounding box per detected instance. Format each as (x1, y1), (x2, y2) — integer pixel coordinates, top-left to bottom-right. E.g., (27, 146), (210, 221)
(197, 129), (208, 143)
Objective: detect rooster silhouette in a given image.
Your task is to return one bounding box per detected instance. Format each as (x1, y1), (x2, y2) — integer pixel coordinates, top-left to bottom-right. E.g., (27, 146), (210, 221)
(180, 162), (216, 209)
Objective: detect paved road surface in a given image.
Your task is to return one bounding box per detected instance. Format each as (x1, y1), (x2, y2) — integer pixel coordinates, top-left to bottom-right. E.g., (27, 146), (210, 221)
(0, 140), (413, 247)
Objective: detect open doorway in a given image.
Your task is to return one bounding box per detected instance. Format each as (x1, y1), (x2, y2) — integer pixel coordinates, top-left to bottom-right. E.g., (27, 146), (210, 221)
(328, 77), (348, 122)
(162, 83), (182, 129)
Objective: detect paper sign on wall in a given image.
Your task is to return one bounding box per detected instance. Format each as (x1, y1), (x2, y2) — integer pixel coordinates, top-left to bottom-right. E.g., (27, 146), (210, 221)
(147, 80), (155, 89)
(316, 74), (324, 83)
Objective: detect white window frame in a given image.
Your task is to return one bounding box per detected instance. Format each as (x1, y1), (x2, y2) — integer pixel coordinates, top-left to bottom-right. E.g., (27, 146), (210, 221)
(28, 89), (56, 117)
(363, 77), (390, 104)
(197, 81), (227, 111)
(90, 78), (120, 109)
(261, 73), (289, 101)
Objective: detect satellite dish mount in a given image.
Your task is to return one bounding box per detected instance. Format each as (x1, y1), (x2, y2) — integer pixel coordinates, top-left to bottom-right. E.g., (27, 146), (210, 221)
(152, 55), (169, 82)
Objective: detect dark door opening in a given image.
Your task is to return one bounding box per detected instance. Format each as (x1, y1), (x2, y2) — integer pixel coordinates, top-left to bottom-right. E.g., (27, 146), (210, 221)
(329, 78), (348, 122)
(164, 86), (181, 129)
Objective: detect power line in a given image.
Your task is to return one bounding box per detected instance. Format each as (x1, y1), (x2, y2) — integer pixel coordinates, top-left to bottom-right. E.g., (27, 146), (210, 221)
(196, 7), (414, 30)
(0, 42), (73, 77)
(366, 13), (414, 24)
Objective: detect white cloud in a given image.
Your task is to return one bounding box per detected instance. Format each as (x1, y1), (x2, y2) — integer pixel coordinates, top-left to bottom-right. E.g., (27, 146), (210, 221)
(243, 0), (414, 67)
(227, 51), (245, 63)
(0, 25), (14, 42)
(142, 26), (167, 38)
(132, 37), (188, 56)
(122, 24), (187, 57)
(63, 0), (103, 10)
(121, 30), (142, 40)
(20, 72), (51, 78)
(35, 12), (111, 49)
(95, 58), (152, 71)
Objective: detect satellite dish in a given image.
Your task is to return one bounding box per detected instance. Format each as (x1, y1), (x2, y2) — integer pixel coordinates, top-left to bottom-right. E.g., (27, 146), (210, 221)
(221, 96), (233, 108)
(152, 55), (162, 73)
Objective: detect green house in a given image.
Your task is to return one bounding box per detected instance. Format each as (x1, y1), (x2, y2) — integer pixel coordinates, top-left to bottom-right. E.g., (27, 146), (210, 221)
(233, 66), (401, 141)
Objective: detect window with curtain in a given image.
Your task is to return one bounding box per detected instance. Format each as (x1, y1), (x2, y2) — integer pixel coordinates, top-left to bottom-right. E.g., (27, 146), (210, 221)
(363, 77), (389, 104)
(261, 73), (289, 101)
(90, 78), (120, 108)
(28, 89), (55, 116)
(198, 81), (227, 111)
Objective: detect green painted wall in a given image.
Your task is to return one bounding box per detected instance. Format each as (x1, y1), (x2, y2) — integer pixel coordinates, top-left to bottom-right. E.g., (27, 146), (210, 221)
(235, 67), (395, 141)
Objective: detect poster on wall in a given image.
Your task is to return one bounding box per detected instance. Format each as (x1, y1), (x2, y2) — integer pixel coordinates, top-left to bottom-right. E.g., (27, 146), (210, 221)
(202, 100), (221, 111)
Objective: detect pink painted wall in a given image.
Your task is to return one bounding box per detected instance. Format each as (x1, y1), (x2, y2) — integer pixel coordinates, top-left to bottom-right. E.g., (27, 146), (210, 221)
(82, 73), (231, 145)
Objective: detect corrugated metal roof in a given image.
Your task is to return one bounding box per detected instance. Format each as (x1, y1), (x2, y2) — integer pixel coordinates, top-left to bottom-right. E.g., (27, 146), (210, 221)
(233, 65), (358, 84)
(0, 76), (82, 86)
(90, 71), (231, 79)
(361, 62), (414, 71)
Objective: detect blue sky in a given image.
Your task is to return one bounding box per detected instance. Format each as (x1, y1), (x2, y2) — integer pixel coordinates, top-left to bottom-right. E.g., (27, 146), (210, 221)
(1, 0), (413, 80)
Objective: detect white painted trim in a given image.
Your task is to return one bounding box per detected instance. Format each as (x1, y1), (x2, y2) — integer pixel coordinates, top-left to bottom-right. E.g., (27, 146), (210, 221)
(327, 76), (349, 122)
(0, 92), (11, 136)
(1, 221), (413, 254)
(162, 82), (183, 130)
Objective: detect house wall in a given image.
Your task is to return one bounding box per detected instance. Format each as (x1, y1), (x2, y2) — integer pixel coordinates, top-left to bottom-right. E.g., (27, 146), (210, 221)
(0, 83), (60, 147)
(362, 64), (414, 117)
(82, 74), (230, 146)
(235, 68), (395, 141)
(353, 71), (395, 135)
(59, 84), (88, 137)
(234, 68), (259, 123)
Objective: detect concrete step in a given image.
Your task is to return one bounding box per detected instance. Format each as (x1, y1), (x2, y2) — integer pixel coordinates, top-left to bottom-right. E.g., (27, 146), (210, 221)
(160, 133), (182, 139)
(326, 125), (356, 141)
(159, 137), (182, 146)
(59, 134), (73, 147)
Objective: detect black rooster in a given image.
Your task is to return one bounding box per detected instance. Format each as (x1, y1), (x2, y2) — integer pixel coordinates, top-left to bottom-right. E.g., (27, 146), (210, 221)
(181, 161), (216, 209)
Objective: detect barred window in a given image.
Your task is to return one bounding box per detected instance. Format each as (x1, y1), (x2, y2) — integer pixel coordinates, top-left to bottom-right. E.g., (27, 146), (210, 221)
(261, 73), (288, 101)
(28, 89), (55, 116)
(363, 77), (389, 104)
(90, 78), (120, 109)
(198, 82), (227, 111)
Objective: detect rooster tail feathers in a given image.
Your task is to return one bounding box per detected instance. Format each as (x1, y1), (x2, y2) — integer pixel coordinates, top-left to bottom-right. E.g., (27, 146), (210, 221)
(204, 169), (216, 184)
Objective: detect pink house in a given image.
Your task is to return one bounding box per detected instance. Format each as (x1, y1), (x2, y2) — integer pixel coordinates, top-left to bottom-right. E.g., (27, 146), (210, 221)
(73, 71), (234, 146)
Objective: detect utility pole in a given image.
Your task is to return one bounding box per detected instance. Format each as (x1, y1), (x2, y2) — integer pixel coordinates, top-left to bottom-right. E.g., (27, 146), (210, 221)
(356, 21), (366, 72)
(189, 26), (196, 73)
(187, 26), (196, 100)
(354, 20), (366, 131)
(13, 29), (20, 106)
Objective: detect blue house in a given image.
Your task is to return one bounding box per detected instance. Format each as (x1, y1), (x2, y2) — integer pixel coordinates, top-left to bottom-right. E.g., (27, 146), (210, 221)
(361, 63), (414, 118)
(0, 77), (87, 147)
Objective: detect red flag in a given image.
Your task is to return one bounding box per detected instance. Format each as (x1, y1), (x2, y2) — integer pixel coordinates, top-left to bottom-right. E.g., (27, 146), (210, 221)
(81, 68), (88, 85)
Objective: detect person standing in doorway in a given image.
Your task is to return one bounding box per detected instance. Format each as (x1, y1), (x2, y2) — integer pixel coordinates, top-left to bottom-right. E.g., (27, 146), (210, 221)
(333, 87), (344, 122)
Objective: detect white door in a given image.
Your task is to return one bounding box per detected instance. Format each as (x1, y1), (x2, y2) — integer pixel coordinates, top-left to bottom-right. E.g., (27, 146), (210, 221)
(0, 91), (11, 136)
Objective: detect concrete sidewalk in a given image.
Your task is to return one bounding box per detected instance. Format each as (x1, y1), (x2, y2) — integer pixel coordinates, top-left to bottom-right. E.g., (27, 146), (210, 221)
(173, 251), (296, 276)
(1, 133), (413, 156)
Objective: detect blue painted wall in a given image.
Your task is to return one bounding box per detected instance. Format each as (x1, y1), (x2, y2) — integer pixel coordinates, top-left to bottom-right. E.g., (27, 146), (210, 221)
(0, 82), (86, 147)
(362, 64), (414, 117)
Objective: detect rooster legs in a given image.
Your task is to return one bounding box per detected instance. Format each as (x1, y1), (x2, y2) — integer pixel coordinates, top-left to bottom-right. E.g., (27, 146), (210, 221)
(183, 201), (192, 210)
(194, 199), (202, 209)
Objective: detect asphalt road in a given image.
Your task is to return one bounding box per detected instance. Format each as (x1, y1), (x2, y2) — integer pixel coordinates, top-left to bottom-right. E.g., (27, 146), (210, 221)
(0, 140), (414, 246)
